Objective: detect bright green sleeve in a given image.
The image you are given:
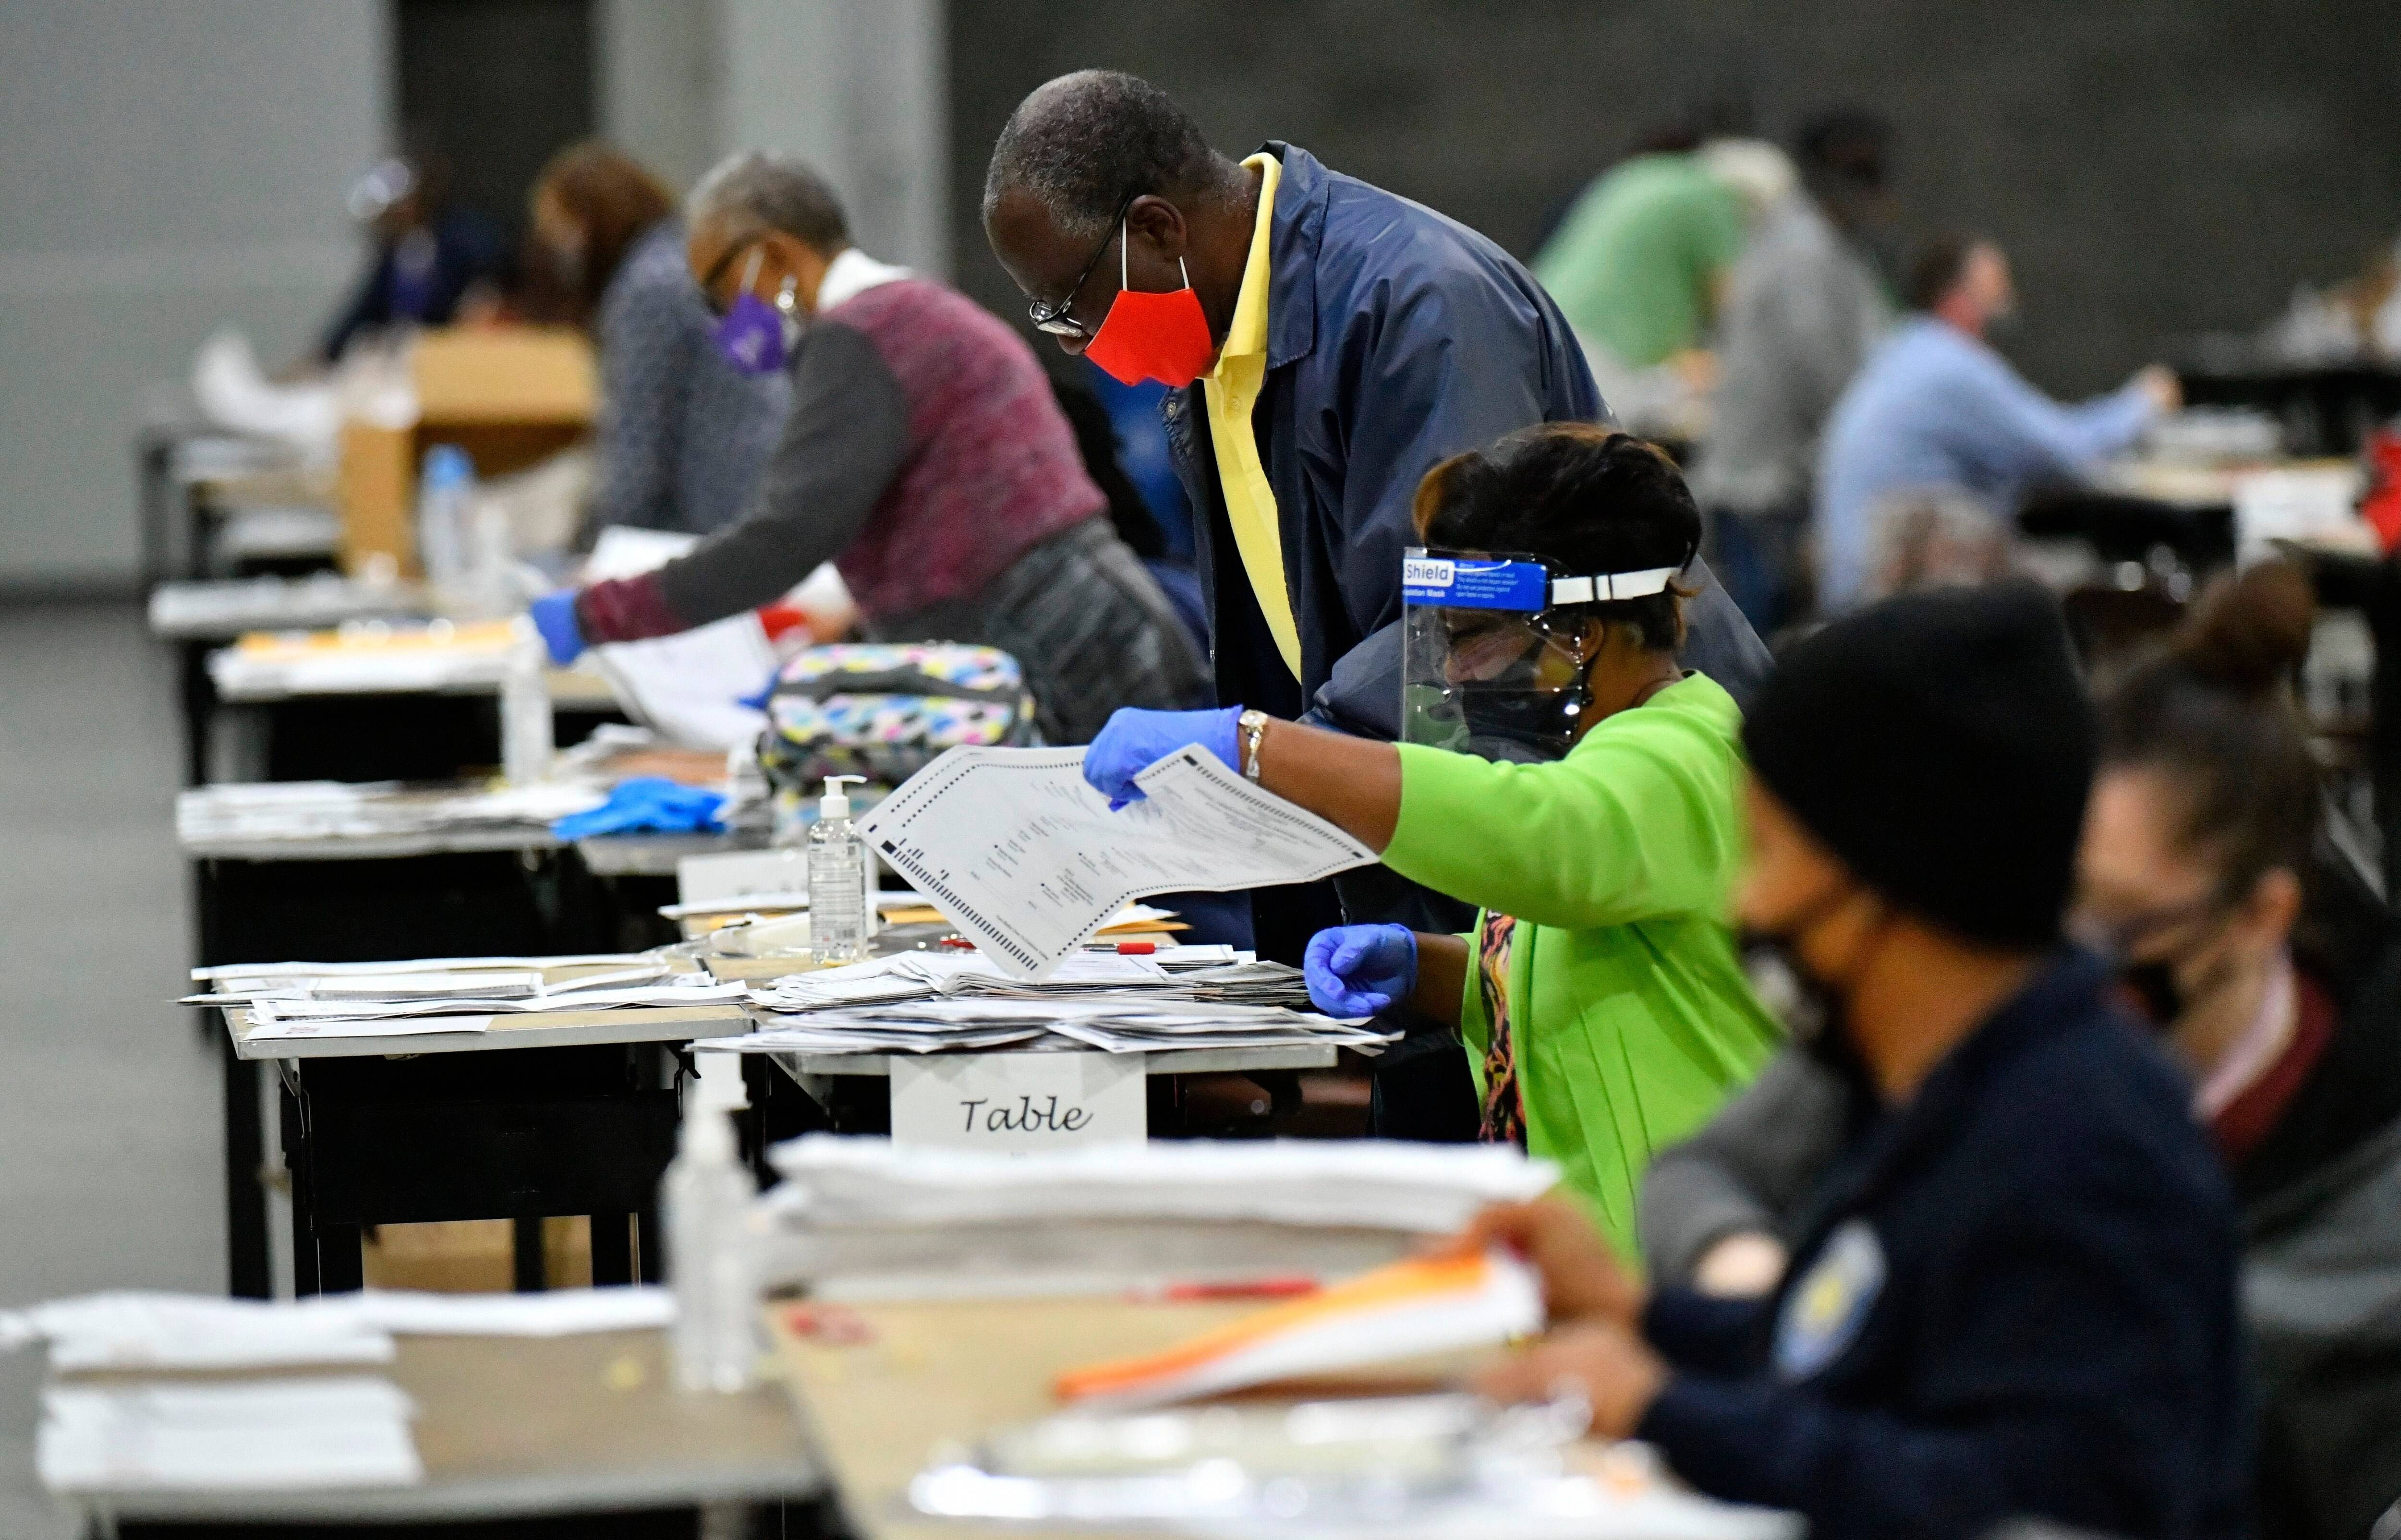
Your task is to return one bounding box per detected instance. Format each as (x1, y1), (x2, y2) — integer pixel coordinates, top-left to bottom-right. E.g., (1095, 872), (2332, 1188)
(1382, 681), (1745, 932)
(1696, 178), (1746, 272)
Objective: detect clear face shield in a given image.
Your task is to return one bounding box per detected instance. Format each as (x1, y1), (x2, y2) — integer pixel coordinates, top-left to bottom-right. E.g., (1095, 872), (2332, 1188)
(1400, 548), (1684, 763)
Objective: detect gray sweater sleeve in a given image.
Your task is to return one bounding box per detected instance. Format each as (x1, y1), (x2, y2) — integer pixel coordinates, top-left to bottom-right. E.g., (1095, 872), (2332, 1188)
(653, 319), (911, 627)
(1639, 1048), (1855, 1285)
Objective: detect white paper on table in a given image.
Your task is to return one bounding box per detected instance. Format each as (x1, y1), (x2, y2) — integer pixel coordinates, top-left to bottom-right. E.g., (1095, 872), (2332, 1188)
(342, 1285), (674, 1336)
(244, 981), (745, 1024)
(582, 527), (776, 751)
(39, 1376), (420, 1492)
(859, 746), (1376, 980)
(767, 1135), (1562, 1233)
(2, 1293), (396, 1373)
(242, 1013), (496, 1042)
(194, 954), (642, 982)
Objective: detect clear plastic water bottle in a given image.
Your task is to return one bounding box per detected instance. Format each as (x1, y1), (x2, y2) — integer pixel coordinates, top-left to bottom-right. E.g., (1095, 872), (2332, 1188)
(806, 775), (869, 963)
(460, 497), (516, 620)
(414, 444), (474, 588)
(666, 1055), (758, 1393)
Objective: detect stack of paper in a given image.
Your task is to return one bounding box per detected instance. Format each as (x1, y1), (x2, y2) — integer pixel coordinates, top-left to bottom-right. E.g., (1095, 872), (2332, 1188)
(187, 955), (742, 1042)
(755, 1138), (1560, 1297)
(207, 619), (523, 698)
(1052, 1249), (1543, 1408)
(177, 780), (606, 847)
(769, 1138), (1561, 1233)
(39, 1377), (423, 1492)
(0, 1292), (395, 1372)
(0, 1287), (676, 1372)
(729, 951), (1384, 1057)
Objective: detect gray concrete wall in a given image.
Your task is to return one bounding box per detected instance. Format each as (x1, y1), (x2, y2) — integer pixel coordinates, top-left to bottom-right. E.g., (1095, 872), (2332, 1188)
(719, 0), (951, 275)
(0, 0), (385, 587)
(946, 0), (2401, 397)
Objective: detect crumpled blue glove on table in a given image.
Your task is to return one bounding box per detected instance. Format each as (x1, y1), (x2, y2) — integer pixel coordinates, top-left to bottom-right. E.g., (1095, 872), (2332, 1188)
(1304, 924), (1419, 1017)
(530, 590), (585, 667)
(551, 776), (726, 840)
(1081, 705), (1243, 808)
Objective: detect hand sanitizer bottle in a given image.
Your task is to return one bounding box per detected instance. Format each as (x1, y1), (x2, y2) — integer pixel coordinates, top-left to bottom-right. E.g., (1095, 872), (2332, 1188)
(666, 1054), (758, 1393)
(806, 775), (869, 964)
(500, 618), (552, 786)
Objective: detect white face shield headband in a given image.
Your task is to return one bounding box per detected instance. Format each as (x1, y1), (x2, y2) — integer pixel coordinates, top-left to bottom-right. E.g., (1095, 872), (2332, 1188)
(1399, 548), (1686, 762)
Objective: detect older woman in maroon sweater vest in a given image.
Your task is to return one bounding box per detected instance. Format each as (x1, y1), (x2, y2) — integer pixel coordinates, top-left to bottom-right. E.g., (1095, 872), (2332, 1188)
(540, 151), (1204, 745)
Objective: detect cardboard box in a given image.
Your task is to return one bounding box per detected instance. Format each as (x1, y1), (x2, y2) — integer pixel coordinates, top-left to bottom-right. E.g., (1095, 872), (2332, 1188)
(338, 327), (597, 577)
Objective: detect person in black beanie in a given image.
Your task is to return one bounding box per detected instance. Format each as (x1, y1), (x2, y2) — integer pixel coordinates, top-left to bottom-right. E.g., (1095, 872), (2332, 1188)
(1451, 581), (2250, 1540)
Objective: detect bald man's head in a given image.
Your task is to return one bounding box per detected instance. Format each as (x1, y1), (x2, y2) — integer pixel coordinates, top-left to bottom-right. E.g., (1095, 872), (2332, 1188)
(982, 70), (1240, 241)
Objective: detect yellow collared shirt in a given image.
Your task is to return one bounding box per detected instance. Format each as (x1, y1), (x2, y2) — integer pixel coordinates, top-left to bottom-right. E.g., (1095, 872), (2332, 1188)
(1201, 151), (1302, 683)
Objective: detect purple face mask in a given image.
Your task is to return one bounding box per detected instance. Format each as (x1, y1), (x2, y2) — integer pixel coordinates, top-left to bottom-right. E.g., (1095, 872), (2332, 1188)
(711, 249), (795, 375)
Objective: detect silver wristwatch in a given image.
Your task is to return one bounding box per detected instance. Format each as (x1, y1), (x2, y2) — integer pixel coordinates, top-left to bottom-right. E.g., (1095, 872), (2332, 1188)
(1237, 709), (1271, 782)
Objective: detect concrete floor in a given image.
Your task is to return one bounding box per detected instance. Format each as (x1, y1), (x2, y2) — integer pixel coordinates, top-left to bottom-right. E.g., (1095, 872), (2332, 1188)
(0, 602), (222, 1537)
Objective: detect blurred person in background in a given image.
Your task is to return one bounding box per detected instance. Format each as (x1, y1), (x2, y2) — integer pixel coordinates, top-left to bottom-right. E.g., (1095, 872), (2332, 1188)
(318, 148), (507, 363)
(1641, 563), (2401, 1540)
(1691, 110), (1898, 633)
(1465, 581), (2247, 1540)
(982, 69), (1769, 1133)
(524, 143), (791, 541)
(1079, 426), (1783, 1251)
(1815, 234), (2180, 611)
(1532, 122), (1750, 436)
(530, 151), (1204, 745)
(1860, 487), (2016, 601)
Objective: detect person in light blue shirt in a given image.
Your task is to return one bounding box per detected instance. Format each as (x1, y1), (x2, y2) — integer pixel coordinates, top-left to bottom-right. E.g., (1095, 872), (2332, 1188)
(1816, 234), (2180, 610)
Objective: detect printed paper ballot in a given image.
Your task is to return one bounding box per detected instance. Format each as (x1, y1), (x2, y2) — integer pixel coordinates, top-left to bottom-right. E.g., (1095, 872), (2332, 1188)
(860, 747), (1377, 980)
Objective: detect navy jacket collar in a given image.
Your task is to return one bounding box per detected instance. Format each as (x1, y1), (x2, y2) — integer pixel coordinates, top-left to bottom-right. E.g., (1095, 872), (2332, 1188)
(1256, 141), (1329, 372)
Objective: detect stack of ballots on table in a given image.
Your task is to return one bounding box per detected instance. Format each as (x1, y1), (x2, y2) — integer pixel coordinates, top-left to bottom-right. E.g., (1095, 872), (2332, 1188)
(754, 1135), (1560, 1296)
(178, 779), (607, 849)
(722, 949), (1395, 1057)
(188, 955), (746, 1043)
(10, 1288), (672, 1495)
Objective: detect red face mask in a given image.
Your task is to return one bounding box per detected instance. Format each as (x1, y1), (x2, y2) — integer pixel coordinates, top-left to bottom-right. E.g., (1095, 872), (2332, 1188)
(1082, 233), (1216, 388)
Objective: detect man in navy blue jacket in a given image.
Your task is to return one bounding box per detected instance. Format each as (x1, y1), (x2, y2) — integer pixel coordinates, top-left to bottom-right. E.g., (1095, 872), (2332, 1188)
(982, 71), (1767, 741)
(1467, 582), (2248, 1540)
(983, 76), (1771, 1131)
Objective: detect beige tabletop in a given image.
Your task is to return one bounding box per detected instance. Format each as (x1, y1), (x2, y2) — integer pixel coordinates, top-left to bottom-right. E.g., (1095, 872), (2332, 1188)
(60, 1326), (820, 1524)
(766, 1295), (1260, 1540)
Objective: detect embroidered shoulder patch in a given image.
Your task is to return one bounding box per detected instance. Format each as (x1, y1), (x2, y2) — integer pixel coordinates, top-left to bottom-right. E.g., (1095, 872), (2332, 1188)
(1772, 1217), (1886, 1382)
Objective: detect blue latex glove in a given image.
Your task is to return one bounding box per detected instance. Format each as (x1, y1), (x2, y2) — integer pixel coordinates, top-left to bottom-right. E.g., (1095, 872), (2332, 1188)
(1082, 705), (1243, 809)
(530, 590), (586, 667)
(551, 776), (726, 840)
(1304, 924), (1419, 1017)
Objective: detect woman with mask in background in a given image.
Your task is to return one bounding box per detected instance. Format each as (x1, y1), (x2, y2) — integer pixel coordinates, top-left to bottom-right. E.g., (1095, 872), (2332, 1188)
(1637, 562), (2401, 1540)
(526, 143), (790, 540)
(1081, 425), (1783, 1255)
(529, 150), (1205, 744)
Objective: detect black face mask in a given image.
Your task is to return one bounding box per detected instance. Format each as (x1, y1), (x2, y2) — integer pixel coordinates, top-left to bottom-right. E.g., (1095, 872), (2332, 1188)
(1450, 651), (1601, 764)
(2119, 959), (2183, 1028)
(1741, 882), (1882, 1093)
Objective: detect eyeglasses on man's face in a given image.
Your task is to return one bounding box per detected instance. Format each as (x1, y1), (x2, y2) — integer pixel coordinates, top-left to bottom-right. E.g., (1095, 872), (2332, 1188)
(1027, 192), (1139, 339)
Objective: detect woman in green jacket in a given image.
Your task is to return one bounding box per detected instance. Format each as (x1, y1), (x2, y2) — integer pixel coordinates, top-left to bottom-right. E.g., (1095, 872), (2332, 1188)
(1082, 424), (1782, 1257)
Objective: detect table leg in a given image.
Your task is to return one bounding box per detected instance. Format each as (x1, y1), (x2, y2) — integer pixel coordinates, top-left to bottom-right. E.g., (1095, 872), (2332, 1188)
(316, 1224), (364, 1293)
(282, 1080), (322, 1297)
(224, 1042), (269, 1299)
(513, 1216), (548, 1292)
(636, 1203), (662, 1283)
(590, 1212), (634, 1286)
